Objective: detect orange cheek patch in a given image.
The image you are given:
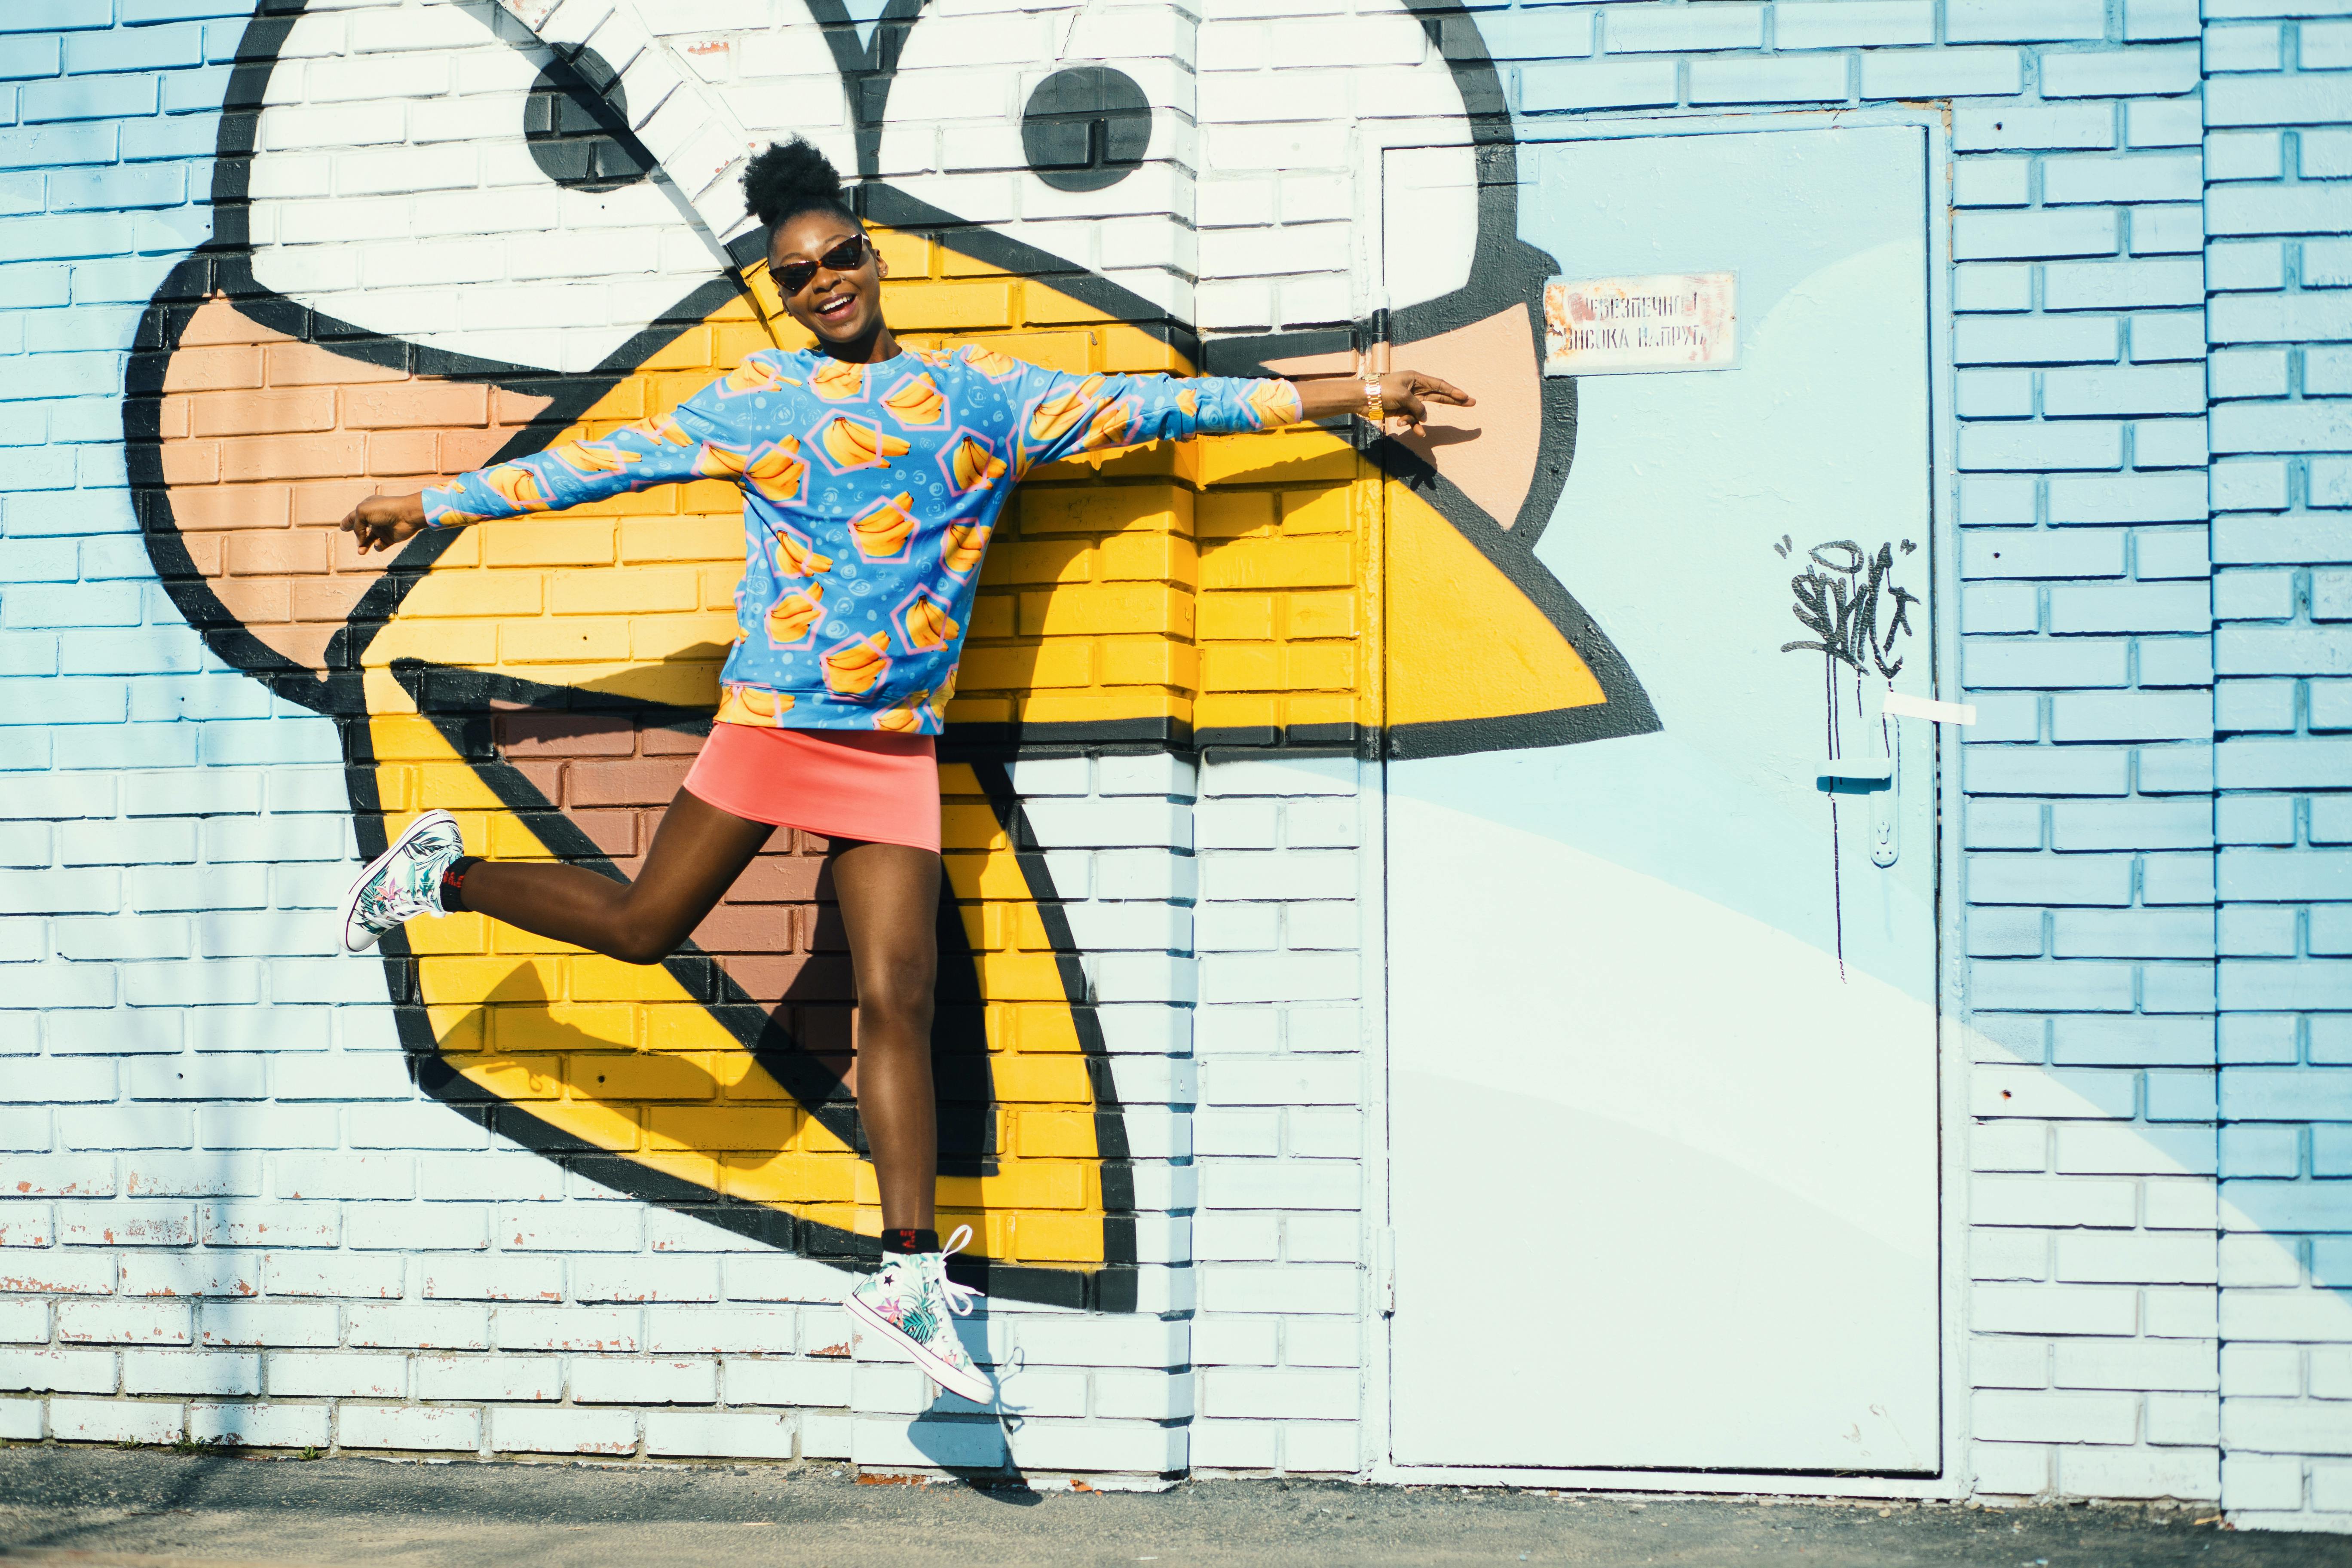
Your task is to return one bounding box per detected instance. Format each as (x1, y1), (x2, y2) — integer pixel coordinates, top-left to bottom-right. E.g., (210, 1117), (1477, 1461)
(153, 292), (551, 674)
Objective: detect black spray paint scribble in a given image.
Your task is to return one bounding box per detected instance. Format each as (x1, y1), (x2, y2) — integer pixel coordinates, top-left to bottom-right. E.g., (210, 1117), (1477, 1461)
(1774, 538), (1921, 678)
(1773, 536), (1920, 981)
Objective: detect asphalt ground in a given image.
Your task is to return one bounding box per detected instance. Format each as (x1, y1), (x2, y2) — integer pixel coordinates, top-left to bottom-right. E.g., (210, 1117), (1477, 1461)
(0, 1447), (2340, 1567)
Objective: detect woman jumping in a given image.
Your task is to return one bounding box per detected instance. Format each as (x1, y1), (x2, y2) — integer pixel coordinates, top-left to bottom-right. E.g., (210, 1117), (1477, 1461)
(334, 138), (1471, 1405)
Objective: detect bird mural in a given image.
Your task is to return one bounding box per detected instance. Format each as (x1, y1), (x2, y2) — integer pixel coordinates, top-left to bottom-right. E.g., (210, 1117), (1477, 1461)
(128, 0), (1656, 1310)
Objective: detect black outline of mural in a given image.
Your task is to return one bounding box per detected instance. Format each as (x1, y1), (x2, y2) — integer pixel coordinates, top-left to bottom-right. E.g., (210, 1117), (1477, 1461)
(119, 0), (1660, 1310)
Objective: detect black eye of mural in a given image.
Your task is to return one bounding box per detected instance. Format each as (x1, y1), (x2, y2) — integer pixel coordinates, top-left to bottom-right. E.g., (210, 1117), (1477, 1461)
(1020, 67), (1151, 193)
(525, 48), (650, 194)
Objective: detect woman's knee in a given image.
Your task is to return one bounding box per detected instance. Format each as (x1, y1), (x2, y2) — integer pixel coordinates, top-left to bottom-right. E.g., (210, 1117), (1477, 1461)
(855, 956), (937, 1032)
(603, 911), (696, 966)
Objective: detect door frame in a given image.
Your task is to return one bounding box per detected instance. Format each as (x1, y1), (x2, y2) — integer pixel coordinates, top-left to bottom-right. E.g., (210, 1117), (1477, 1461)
(1359, 105), (1971, 1496)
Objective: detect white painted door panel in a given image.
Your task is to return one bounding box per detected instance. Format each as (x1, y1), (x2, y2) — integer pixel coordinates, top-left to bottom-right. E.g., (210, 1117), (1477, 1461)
(1385, 126), (1942, 1473)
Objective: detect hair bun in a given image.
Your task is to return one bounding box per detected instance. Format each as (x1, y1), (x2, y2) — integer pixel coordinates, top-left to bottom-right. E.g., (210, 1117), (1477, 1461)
(743, 138), (851, 230)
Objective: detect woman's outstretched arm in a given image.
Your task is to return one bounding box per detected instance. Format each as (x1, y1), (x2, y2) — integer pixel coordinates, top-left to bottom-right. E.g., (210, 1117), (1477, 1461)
(339, 369), (762, 556)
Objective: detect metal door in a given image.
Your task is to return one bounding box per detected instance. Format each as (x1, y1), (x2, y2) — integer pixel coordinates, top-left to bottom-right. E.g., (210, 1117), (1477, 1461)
(1382, 124), (1945, 1473)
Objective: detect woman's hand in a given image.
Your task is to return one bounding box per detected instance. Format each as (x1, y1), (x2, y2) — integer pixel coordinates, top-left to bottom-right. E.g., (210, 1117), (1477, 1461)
(1290, 369), (1475, 432)
(340, 493), (427, 556)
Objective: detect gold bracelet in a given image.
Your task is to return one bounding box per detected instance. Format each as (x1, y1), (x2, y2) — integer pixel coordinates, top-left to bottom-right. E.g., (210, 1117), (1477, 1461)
(1362, 374), (1385, 422)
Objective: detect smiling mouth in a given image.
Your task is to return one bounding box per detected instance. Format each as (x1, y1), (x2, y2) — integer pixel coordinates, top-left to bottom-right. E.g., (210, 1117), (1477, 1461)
(812, 289), (858, 326)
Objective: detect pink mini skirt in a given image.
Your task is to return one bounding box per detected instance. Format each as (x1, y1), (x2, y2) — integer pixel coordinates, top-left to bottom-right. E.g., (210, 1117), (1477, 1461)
(682, 721), (941, 853)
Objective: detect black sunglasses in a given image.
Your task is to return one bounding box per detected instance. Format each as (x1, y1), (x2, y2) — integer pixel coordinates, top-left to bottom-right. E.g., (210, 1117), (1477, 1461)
(775, 234), (869, 297)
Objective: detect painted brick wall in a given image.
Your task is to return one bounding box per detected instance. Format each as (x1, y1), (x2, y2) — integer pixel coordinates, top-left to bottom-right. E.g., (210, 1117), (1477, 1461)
(2202, 0), (2352, 1534)
(4, 0), (2351, 1526)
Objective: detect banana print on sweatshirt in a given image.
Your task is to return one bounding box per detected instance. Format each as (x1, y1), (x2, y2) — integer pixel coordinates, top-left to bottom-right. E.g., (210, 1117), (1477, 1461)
(422, 347), (1303, 732)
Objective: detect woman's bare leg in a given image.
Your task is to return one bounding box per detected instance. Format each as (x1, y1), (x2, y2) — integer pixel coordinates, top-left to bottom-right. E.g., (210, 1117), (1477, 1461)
(827, 839), (943, 1234)
(455, 788), (776, 965)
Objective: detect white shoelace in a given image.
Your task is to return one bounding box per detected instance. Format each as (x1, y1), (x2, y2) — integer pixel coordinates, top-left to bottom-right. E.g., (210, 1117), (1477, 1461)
(934, 1223), (979, 1317)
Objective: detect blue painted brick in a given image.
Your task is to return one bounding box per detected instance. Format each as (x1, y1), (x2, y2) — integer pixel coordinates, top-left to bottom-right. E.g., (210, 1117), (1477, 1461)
(199, 719), (341, 767)
(2211, 132), (2284, 181)
(125, 864), (266, 913)
(2045, 363), (2205, 416)
(3, 581), (140, 629)
(2043, 260), (2204, 313)
(2308, 462), (2352, 513)
(1954, 103), (2116, 152)
(120, 959), (259, 1009)
(1961, 476), (2039, 525)
(2306, 130), (2352, 180)
(2134, 743), (2211, 794)
(54, 723), (198, 772)
(58, 817), (194, 867)
(119, 112), (210, 161)
(1968, 907), (2046, 957)
(203, 816), (347, 864)
(54, 916), (188, 963)
(1864, 48), (2027, 100)
(2219, 849), (2352, 903)
(1955, 316), (2119, 365)
(2124, 0), (2198, 43)
(2135, 530), (2211, 582)
(2049, 472), (2205, 525)
(1968, 746), (2133, 796)
(2127, 312), (2206, 363)
(2309, 350), (2352, 397)
(0, 37), (62, 82)
(0, 869), (119, 916)
(1688, 55), (1847, 105)
(0, 262), (70, 306)
(2144, 852), (2217, 905)
(1954, 209), (2121, 262)
(122, 770), (259, 817)
(1966, 637), (2131, 688)
(58, 628), (202, 677)
(1775, 1), (1934, 49)
(2217, 679), (2297, 733)
(2039, 46), (2201, 99)
(1960, 423), (2125, 473)
(21, 71), (156, 122)
(2125, 99), (2202, 149)
(27, 303), (144, 352)
(124, 0), (259, 18)
(1955, 262), (2034, 312)
(2212, 348), (2291, 399)
(2213, 570), (2296, 621)
(6, 966), (115, 1009)
(2221, 736), (2352, 791)
(0, 732), (51, 770)
(0, 677), (127, 725)
(2046, 582), (2209, 634)
(1964, 529), (2127, 579)
(1601, 3), (1761, 52)
(2051, 798), (2212, 851)
(129, 677), (270, 723)
(2222, 905), (2300, 956)
(2210, 292), (2352, 343)
(2201, 184), (2352, 239)
(2314, 679), (2352, 731)
(2055, 909), (2216, 959)
(1970, 692), (2043, 742)
(2138, 637), (2214, 687)
(2209, 464), (2291, 518)
(0, 773), (114, 818)
(2214, 401), (2352, 454)
(1954, 159), (2031, 209)
(267, 770), (356, 815)
(1969, 852), (2134, 905)
(1947, 0), (2105, 43)
(2317, 798), (2352, 846)
(0, 3), (112, 31)
(5, 539), (78, 582)
(1959, 369), (2034, 417)
(2206, 74), (2352, 129)
(2127, 204), (2203, 256)
(2205, 25), (2284, 73)
(64, 22), (201, 74)
(157, 64), (229, 114)
(2142, 963), (2214, 1013)
(2055, 1015), (2208, 1069)
(2041, 155), (2203, 206)
(1963, 582), (2040, 634)
(1967, 800), (2045, 850)
(0, 820), (51, 867)
(48, 162), (185, 211)
(2219, 960), (2352, 1012)
(0, 631), (59, 676)
(2050, 690), (2211, 742)
(2220, 794), (2297, 846)
(0, 349), (123, 401)
(1970, 959), (2137, 1012)
(1517, 59), (1677, 113)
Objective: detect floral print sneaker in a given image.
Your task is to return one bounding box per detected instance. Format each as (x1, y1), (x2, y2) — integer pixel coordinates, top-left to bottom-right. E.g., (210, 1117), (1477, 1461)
(337, 809), (463, 954)
(845, 1224), (994, 1406)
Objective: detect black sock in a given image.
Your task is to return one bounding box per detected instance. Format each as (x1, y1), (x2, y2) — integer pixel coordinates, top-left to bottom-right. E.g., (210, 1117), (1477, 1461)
(885, 1228), (940, 1256)
(439, 856), (483, 913)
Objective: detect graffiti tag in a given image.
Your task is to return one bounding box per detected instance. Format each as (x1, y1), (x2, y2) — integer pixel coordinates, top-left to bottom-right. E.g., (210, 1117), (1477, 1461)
(1773, 537), (1919, 677)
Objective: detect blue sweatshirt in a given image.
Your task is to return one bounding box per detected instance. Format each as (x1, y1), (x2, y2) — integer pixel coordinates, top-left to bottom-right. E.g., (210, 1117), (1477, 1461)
(422, 345), (1304, 734)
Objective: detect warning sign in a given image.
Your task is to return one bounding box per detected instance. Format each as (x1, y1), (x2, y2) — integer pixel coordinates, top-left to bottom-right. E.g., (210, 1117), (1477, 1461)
(1542, 272), (1737, 376)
